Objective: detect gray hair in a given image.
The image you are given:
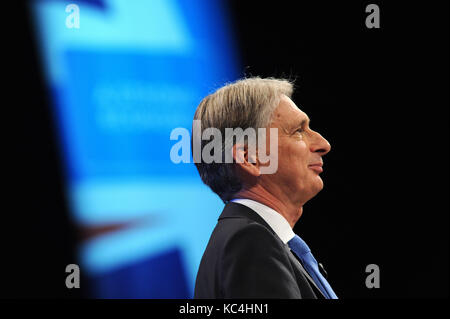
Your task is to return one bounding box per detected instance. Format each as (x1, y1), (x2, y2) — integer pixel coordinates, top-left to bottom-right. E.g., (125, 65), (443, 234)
(192, 77), (294, 203)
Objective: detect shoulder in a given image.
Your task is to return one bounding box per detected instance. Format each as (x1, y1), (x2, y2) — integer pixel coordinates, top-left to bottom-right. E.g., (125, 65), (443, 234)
(222, 220), (286, 257)
(229, 220), (277, 241)
(218, 220), (301, 298)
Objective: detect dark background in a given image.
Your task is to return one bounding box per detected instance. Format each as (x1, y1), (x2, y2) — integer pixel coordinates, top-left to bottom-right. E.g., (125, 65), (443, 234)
(3, 0), (448, 298)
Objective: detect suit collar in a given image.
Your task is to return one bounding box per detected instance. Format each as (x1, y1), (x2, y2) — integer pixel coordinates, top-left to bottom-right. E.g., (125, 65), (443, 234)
(230, 198), (296, 244)
(218, 202), (276, 236)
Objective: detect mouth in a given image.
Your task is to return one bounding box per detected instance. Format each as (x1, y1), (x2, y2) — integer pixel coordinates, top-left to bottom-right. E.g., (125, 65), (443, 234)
(308, 163), (323, 173)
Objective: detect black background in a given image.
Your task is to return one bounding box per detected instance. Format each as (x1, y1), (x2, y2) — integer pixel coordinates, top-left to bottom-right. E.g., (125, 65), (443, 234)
(3, 0), (448, 298)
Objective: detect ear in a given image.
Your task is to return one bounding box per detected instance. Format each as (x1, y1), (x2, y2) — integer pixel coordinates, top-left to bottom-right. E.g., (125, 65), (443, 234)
(232, 143), (261, 177)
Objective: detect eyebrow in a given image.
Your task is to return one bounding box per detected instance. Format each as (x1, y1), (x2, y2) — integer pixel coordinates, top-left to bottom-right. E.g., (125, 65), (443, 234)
(294, 117), (310, 130)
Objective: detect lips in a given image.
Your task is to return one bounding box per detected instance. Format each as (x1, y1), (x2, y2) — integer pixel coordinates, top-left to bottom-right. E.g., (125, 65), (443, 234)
(308, 163), (323, 173)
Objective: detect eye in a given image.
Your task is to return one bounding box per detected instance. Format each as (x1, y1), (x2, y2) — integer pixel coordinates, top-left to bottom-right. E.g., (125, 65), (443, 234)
(296, 128), (304, 133)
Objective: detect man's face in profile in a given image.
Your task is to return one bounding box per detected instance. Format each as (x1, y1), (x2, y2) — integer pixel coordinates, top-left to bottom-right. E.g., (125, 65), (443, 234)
(261, 95), (331, 205)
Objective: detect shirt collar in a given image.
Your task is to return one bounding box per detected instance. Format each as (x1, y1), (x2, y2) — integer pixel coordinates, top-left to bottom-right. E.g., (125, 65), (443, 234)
(230, 198), (296, 244)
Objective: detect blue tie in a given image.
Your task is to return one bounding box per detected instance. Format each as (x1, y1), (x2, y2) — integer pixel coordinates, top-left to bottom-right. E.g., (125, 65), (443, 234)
(287, 235), (338, 299)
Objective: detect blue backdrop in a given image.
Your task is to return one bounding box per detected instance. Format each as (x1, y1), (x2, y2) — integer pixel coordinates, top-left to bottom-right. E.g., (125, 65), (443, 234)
(31, 0), (240, 298)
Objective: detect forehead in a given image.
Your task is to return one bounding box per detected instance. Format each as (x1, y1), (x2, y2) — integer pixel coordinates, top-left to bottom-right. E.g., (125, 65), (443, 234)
(271, 95), (309, 127)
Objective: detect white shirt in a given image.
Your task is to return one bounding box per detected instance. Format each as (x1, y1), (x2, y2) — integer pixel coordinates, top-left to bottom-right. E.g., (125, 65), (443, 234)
(231, 198), (296, 244)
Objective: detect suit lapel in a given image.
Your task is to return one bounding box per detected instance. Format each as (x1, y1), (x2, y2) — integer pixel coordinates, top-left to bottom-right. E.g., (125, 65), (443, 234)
(283, 245), (327, 299)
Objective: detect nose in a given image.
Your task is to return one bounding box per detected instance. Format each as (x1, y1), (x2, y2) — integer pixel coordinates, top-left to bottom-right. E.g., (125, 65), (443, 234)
(310, 131), (331, 156)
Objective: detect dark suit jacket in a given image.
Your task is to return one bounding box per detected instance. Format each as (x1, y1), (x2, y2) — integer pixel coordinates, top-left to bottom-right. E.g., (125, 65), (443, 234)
(194, 202), (327, 299)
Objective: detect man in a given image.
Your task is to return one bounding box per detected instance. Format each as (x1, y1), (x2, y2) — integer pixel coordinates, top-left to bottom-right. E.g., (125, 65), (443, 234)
(193, 77), (337, 299)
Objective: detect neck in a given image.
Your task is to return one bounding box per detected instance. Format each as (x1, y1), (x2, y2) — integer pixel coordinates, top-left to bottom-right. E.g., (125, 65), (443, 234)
(233, 184), (304, 228)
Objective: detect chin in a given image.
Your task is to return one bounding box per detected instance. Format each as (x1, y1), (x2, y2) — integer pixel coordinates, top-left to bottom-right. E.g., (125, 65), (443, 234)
(311, 178), (324, 195)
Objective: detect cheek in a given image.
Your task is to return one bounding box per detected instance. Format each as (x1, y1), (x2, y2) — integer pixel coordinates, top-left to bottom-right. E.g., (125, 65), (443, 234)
(286, 140), (309, 163)
(279, 140), (309, 172)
